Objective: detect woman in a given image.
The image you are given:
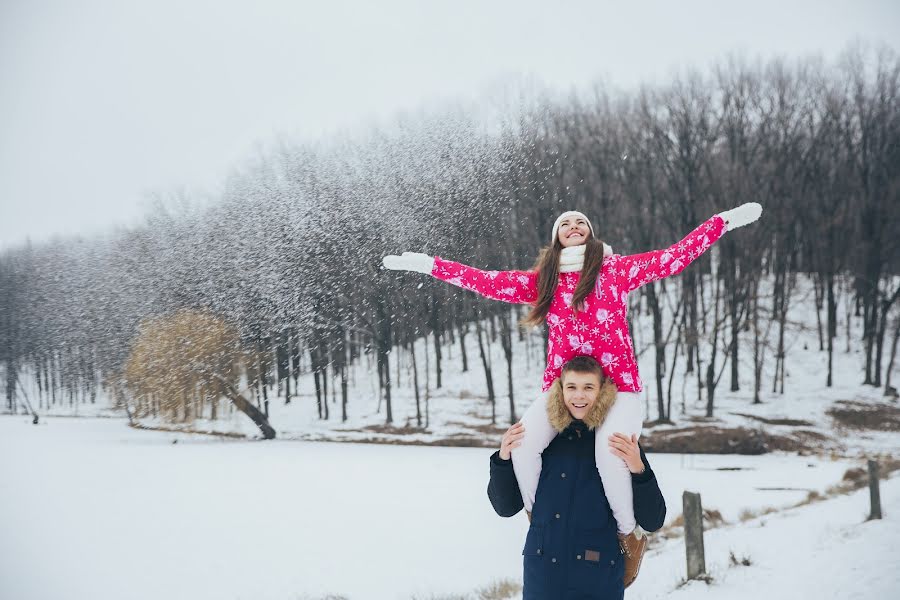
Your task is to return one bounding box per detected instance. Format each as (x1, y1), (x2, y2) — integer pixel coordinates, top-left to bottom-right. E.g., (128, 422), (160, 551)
(488, 356), (666, 597)
(382, 203), (761, 547)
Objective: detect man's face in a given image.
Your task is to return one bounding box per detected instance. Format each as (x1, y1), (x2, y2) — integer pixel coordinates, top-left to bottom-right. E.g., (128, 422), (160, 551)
(561, 371), (601, 420)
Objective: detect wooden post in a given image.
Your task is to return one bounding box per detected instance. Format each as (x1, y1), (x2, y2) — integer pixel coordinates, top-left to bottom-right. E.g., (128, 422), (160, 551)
(868, 460), (882, 520)
(683, 491), (706, 579)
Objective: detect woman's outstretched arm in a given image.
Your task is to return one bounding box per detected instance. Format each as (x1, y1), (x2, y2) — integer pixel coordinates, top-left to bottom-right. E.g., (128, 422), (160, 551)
(383, 251), (538, 304)
(432, 256), (538, 304)
(613, 215), (727, 294)
(612, 203), (761, 294)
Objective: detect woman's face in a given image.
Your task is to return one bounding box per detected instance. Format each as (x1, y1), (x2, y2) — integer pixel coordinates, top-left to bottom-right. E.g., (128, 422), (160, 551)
(561, 371), (601, 420)
(557, 216), (591, 247)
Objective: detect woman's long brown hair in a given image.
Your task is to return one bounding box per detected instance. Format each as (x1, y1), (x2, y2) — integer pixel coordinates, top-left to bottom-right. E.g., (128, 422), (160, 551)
(520, 232), (607, 328)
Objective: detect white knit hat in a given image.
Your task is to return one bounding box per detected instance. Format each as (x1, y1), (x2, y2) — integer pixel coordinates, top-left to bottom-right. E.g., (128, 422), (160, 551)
(551, 211), (595, 243)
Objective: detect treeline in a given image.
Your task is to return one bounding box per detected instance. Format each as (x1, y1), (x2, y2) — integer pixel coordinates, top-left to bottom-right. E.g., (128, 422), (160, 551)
(1, 45), (899, 425)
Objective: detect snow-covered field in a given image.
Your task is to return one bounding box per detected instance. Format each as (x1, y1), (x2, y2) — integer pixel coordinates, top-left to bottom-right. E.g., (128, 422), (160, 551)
(2, 415), (896, 600)
(4, 274), (898, 598)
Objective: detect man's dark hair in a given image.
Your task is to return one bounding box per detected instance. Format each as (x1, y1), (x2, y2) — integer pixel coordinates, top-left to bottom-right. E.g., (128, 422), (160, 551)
(561, 355), (603, 381)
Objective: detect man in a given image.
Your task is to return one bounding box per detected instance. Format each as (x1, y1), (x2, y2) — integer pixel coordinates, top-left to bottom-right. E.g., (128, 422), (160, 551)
(488, 356), (666, 599)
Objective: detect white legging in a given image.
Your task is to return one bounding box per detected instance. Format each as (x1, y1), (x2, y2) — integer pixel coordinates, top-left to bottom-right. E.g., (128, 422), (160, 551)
(511, 391), (644, 534)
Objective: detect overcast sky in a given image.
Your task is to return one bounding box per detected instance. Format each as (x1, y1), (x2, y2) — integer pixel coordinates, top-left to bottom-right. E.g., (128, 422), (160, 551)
(1, 0), (897, 249)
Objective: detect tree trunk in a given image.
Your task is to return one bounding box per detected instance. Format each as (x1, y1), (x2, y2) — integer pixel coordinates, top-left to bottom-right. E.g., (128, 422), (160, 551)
(459, 323), (469, 372)
(410, 336), (421, 427)
(375, 296), (393, 424)
(645, 283), (667, 422)
(474, 308), (496, 414)
(215, 375), (276, 439)
(751, 275), (763, 404)
(884, 314), (900, 394)
(813, 274), (825, 351)
(826, 273), (837, 387)
(430, 292), (443, 389)
(874, 285), (900, 387)
(499, 308), (514, 425)
(705, 272), (721, 418)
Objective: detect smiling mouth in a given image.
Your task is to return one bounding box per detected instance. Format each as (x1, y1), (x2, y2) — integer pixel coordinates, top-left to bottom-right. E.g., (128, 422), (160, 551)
(567, 232), (583, 238)
(572, 403), (588, 408)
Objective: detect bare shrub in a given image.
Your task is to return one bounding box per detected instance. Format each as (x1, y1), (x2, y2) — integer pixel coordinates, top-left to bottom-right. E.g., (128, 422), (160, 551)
(475, 578), (522, 600)
(123, 309), (241, 422)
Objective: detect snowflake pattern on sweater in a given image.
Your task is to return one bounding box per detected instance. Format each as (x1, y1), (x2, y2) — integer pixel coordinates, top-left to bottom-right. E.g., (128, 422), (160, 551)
(431, 215), (727, 393)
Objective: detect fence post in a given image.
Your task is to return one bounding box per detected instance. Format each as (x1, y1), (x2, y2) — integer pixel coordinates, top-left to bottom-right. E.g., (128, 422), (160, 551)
(868, 460), (882, 520)
(683, 491), (706, 579)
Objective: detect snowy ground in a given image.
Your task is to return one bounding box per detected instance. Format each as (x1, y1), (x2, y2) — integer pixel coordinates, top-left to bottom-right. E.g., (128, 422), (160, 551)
(629, 477), (900, 600)
(2, 415), (896, 600)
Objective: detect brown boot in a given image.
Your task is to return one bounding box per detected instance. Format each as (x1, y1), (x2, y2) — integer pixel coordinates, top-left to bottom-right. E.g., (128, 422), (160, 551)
(618, 528), (648, 589)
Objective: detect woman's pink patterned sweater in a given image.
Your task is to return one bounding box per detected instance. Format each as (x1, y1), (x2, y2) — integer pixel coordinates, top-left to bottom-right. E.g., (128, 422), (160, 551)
(430, 215), (727, 393)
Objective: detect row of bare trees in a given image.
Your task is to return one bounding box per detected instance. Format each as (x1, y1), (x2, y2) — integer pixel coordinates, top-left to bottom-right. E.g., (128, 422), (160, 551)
(1, 45), (898, 427)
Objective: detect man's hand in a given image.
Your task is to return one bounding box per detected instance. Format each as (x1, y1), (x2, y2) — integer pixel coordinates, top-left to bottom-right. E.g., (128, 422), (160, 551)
(500, 422), (525, 461)
(608, 432), (644, 474)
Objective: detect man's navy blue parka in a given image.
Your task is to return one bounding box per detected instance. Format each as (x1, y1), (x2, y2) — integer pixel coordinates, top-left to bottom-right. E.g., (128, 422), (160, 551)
(488, 420), (666, 599)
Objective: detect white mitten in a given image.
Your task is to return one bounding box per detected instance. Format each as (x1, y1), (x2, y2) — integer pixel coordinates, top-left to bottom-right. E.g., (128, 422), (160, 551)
(717, 202), (762, 231)
(381, 251), (435, 275)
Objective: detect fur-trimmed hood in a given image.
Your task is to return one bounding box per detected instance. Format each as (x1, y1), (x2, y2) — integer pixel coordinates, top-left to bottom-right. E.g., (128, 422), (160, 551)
(546, 375), (618, 432)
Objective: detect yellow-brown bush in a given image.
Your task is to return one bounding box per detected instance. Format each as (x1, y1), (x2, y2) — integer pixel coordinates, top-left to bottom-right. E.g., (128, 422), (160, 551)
(124, 309), (242, 423)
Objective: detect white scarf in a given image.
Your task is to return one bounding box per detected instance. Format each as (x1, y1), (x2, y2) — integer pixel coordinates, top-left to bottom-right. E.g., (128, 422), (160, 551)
(558, 242), (613, 273)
